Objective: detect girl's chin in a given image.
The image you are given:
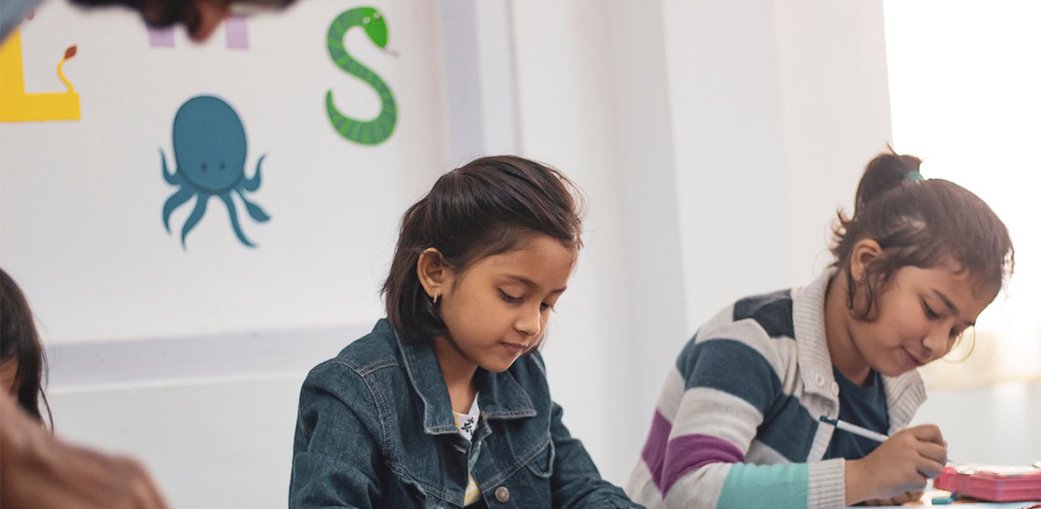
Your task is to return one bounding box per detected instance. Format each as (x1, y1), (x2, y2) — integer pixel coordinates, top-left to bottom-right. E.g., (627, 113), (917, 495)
(477, 354), (521, 374)
(873, 357), (917, 377)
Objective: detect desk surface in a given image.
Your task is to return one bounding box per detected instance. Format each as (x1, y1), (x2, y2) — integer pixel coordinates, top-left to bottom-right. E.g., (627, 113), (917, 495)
(850, 489), (1041, 508)
(862, 502), (1039, 508)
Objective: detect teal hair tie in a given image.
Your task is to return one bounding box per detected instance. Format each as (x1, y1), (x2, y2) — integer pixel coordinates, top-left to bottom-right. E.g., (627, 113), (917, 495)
(905, 170), (924, 181)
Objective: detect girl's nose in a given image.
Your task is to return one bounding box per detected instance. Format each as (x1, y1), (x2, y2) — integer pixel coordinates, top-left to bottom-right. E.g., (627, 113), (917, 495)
(922, 324), (951, 359)
(515, 305), (542, 337)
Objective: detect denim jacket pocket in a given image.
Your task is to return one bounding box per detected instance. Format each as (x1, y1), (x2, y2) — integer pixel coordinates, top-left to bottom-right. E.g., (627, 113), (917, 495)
(422, 497), (449, 509)
(525, 438), (555, 479)
(398, 474), (453, 509)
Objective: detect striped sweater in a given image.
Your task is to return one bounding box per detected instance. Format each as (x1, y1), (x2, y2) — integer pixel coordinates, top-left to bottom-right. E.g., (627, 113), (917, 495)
(626, 271), (927, 509)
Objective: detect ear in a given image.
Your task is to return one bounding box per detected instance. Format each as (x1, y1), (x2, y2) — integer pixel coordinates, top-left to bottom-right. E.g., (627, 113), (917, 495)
(849, 238), (883, 283)
(416, 248), (452, 300)
(188, 0), (231, 42)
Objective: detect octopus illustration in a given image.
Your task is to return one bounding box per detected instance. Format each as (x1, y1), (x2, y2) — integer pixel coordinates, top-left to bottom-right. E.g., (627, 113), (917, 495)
(160, 95), (269, 249)
(326, 6), (397, 145)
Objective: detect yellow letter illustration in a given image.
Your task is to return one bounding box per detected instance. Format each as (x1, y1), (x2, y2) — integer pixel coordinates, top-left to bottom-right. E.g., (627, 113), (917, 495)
(0, 28), (80, 122)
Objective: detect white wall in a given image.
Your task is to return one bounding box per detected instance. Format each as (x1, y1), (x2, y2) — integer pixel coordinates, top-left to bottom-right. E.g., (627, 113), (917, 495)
(511, 0), (896, 484)
(2, 1), (447, 344)
(49, 375), (306, 509)
(916, 383), (1041, 466)
(912, 382), (1041, 466)
(7, 2), (1036, 509)
(5, 1), (449, 507)
(510, 0), (643, 483)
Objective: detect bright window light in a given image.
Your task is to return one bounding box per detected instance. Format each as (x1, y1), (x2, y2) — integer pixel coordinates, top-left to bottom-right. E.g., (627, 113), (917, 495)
(883, 0), (1041, 387)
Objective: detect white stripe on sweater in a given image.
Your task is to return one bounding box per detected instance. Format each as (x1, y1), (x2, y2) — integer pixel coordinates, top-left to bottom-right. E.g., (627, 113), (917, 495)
(669, 386), (762, 450)
(625, 462), (663, 509)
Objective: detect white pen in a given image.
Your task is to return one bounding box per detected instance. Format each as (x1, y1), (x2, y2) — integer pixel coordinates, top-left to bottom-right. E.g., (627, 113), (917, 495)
(818, 415), (890, 443)
(819, 416), (955, 465)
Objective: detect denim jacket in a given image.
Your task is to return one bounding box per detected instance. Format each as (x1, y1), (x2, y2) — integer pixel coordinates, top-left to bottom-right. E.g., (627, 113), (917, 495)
(289, 319), (641, 509)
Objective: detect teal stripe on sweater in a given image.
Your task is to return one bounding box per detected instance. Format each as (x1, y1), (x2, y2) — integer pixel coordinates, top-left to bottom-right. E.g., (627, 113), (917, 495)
(717, 462), (809, 509)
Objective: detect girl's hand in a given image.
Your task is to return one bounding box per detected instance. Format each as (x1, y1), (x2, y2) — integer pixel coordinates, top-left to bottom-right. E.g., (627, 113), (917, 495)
(845, 425), (947, 505)
(1, 392), (169, 509)
(862, 490), (924, 506)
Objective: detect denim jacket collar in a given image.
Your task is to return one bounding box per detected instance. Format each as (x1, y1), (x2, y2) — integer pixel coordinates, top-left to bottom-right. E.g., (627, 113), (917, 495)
(388, 320), (537, 436)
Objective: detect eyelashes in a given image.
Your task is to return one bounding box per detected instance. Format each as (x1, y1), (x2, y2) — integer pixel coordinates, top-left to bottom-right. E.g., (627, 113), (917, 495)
(499, 290), (522, 304)
(499, 289), (555, 311)
(923, 301), (962, 339)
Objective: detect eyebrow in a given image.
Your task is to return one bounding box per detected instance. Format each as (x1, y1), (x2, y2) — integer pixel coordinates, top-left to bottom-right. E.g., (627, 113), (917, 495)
(504, 274), (567, 294)
(931, 289), (975, 327)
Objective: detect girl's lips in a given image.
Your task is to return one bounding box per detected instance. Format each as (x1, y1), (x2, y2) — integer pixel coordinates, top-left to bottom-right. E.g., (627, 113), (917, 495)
(500, 342), (527, 352)
(904, 348), (926, 367)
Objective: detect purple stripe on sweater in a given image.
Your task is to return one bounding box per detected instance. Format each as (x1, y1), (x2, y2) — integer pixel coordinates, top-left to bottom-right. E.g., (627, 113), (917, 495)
(640, 410), (673, 490)
(661, 434), (746, 495)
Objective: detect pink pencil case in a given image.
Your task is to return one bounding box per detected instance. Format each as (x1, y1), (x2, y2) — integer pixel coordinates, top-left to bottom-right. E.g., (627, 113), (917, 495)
(934, 465), (1041, 502)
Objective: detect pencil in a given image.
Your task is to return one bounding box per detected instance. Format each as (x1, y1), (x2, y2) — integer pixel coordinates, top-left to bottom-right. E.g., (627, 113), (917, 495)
(818, 415), (890, 443)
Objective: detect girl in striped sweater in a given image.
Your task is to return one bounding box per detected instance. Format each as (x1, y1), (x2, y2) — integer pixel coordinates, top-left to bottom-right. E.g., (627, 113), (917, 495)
(627, 152), (1014, 509)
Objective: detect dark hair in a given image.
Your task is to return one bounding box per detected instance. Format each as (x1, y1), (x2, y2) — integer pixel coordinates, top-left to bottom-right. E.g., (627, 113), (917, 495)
(382, 155), (584, 343)
(830, 151), (1015, 319)
(1, 268), (52, 426)
(68, 0), (298, 32)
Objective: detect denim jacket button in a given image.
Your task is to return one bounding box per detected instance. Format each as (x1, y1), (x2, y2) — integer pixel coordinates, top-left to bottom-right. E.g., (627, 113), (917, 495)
(494, 486), (510, 503)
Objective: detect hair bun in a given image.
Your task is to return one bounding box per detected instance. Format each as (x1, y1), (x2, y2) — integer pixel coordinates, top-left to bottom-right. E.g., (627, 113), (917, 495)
(855, 152), (923, 211)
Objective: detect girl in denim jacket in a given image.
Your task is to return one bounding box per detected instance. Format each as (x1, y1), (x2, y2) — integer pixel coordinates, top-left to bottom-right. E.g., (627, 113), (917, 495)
(289, 156), (641, 509)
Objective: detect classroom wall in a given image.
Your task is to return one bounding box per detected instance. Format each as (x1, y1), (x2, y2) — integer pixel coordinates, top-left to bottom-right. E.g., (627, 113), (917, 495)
(509, 0), (896, 482)
(2, 1), (448, 344)
(4, 2), (1035, 509)
(5, 1), (449, 506)
(912, 382), (1041, 466)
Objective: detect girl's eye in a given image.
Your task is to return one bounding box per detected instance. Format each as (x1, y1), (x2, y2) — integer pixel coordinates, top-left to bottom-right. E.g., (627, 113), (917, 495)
(923, 302), (940, 319)
(499, 290), (522, 304)
(540, 302), (555, 312)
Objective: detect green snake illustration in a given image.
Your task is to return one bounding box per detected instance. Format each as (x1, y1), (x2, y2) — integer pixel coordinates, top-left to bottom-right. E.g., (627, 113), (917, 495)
(326, 7), (397, 145)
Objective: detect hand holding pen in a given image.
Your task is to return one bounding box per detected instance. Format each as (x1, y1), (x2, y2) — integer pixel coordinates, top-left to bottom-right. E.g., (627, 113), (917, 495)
(822, 416), (949, 506)
(820, 416), (955, 464)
